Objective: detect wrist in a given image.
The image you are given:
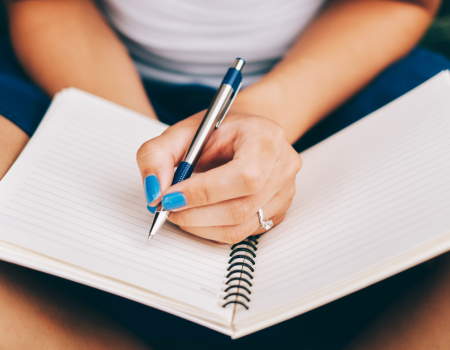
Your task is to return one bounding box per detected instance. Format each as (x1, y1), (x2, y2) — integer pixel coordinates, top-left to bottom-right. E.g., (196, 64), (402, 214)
(231, 78), (281, 122)
(231, 77), (309, 144)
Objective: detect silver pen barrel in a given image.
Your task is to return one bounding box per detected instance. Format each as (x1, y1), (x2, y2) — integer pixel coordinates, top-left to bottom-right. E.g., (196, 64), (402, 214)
(148, 58), (245, 240)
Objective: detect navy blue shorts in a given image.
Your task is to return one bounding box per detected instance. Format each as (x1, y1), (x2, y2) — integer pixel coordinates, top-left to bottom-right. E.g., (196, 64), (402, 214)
(0, 34), (449, 349)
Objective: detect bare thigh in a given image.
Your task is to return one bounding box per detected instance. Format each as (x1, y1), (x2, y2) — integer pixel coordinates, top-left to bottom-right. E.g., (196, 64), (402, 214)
(346, 251), (450, 350)
(0, 115), (29, 179)
(0, 260), (153, 349)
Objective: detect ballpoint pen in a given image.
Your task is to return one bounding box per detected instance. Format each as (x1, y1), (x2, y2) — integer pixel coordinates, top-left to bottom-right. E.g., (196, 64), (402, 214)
(148, 58), (245, 240)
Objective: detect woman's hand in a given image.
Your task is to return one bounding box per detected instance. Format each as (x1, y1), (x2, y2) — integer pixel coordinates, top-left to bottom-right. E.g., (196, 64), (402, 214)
(137, 112), (302, 244)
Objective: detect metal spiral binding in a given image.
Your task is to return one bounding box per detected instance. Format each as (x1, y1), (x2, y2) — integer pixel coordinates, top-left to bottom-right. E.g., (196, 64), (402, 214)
(222, 235), (260, 310)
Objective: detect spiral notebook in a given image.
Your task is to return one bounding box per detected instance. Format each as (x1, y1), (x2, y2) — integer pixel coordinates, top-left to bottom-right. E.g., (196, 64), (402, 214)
(1, 71), (450, 338)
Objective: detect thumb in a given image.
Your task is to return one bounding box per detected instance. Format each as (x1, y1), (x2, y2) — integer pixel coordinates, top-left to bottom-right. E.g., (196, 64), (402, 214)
(136, 112), (203, 209)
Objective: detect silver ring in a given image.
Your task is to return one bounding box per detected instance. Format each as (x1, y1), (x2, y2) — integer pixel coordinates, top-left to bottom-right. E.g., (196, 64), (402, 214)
(257, 209), (273, 231)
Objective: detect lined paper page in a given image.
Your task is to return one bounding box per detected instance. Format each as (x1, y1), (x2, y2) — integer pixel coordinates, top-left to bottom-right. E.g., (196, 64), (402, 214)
(0, 89), (232, 321)
(236, 72), (450, 325)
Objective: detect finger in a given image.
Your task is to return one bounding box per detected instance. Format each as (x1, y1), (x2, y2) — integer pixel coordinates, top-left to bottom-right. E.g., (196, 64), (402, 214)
(161, 124), (283, 211)
(168, 169), (296, 227)
(136, 113), (204, 207)
(176, 189), (293, 244)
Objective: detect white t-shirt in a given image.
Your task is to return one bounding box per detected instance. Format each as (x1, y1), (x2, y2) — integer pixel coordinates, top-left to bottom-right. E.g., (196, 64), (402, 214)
(99, 0), (325, 87)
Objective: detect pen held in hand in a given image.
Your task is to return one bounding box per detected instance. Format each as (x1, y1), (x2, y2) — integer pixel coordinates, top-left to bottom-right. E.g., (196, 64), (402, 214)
(148, 58), (245, 240)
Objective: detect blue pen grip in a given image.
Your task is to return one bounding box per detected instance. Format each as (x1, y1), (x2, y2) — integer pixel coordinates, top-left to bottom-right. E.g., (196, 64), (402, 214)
(172, 161), (194, 185)
(222, 68), (242, 93)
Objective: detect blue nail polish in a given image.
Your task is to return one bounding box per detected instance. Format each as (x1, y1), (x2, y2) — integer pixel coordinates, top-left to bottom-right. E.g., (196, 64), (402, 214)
(147, 205), (157, 214)
(144, 175), (161, 204)
(162, 192), (187, 211)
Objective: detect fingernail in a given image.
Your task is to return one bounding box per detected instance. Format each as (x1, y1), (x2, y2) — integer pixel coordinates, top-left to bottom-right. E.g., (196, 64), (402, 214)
(147, 205), (157, 214)
(162, 192), (187, 211)
(144, 175), (161, 204)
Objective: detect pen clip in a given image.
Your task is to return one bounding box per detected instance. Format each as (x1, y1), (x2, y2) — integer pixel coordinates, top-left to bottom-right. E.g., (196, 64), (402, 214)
(216, 82), (242, 129)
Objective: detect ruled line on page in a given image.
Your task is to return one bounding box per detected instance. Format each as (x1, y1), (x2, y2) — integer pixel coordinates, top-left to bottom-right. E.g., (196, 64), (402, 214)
(30, 172), (148, 214)
(68, 108), (155, 140)
(43, 153), (142, 193)
(47, 147), (139, 183)
(297, 117), (447, 200)
(62, 118), (149, 153)
(26, 174), (230, 254)
(260, 143), (450, 250)
(57, 130), (137, 161)
(55, 136), (137, 168)
(19, 185), (149, 230)
(283, 121), (450, 222)
(259, 164), (450, 270)
(0, 210), (225, 291)
(21, 179), (230, 256)
(299, 111), (445, 192)
(12, 191), (227, 264)
(35, 163), (144, 206)
(0, 217), (224, 297)
(260, 119), (450, 244)
(255, 201), (450, 298)
(24, 177), (148, 224)
(6, 200), (226, 270)
(295, 96), (443, 181)
(5, 198), (226, 280)
(256, 169), (450, 285)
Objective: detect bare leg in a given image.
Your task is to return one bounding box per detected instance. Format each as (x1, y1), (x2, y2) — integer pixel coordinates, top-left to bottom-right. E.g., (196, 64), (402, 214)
(0, 261), (152, 349)
(346, 252), (450, 350)
(0, 115), (29, 179)
(0, 117), (152, 349)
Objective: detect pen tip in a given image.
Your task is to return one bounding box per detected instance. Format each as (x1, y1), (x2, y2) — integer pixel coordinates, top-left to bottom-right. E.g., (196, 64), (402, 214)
(147, 207), (169, 241)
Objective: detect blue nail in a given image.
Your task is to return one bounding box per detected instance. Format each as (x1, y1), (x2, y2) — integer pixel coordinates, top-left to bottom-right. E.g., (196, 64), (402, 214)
(147, 205), (157, 214)
(144, 175), (161, 204)
(162, 192), (187, 211)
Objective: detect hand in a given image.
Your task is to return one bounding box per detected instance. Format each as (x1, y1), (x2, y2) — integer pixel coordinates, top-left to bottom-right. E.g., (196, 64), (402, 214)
(136, 112), (302, 244)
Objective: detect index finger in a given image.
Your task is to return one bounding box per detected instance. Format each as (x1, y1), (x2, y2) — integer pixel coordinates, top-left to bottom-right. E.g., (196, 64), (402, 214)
(136, 113), (203, 207)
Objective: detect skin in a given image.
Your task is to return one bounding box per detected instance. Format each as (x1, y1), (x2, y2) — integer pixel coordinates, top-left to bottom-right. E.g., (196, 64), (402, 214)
(346, 253), (450, 350)
(0, 259), (152, 350)
(0, 0), (446, 348)
(0, 116), (28, 179)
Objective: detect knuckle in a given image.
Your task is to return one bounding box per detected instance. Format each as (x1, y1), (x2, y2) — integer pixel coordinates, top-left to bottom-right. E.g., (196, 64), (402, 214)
(284, 152), (302, 177)
(136, 138), (158, 159)
(194, 180), (213, 206)
(136, 142), (149, 161)
(272, 122), (286, 140)
(229, 197), (255, 224)
(293, 153), (303, 172)
(272, 213), (286, 226)
(136, 139), (167, 174)
(229, 202), (246, 225)
(283, 195), (294, 211)
(242, 166), (265, 193)
(283, 187), (296, 207)
(224, 225), (247, 244)
(170, 211), (189, 227)
(259, 118), (285, 143)
(288, 185), (297, 199)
